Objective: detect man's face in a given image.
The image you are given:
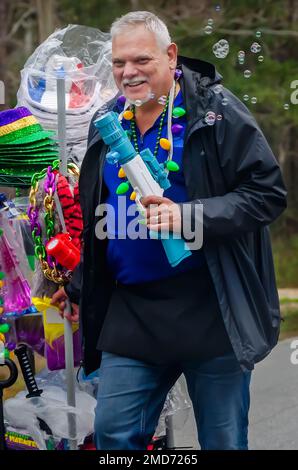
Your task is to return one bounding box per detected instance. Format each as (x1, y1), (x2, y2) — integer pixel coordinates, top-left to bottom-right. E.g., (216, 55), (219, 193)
(112, 25), (177, 103)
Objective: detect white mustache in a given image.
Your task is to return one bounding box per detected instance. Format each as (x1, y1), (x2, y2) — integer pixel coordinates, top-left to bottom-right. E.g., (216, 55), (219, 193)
(122, 77), (148, 86)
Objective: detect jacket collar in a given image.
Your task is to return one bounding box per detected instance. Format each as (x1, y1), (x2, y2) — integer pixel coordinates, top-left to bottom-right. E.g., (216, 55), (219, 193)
(178, 55), (222, 129)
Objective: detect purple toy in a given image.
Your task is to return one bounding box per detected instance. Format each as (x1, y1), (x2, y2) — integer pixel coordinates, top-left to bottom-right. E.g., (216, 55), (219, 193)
(0, 216), (32, 316)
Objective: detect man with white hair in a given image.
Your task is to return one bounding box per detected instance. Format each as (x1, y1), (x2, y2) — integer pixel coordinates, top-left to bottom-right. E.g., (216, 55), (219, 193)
(52, 11), (286, 450)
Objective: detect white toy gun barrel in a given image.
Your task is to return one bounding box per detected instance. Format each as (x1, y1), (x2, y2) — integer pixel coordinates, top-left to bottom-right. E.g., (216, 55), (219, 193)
(94, 111), (191, 267)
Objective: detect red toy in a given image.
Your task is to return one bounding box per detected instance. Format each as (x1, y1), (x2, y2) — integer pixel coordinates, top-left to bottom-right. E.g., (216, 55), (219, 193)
(46, 233), (80, 271)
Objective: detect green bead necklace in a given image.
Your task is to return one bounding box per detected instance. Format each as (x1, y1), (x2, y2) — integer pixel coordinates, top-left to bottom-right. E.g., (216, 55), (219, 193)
(130, 96), (170, 159)
(116, 84), (183, 196)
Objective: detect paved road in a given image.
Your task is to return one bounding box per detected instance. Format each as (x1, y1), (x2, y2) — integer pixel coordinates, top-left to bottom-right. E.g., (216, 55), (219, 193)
(171, 337), (298, 450)
(249, 337), (298, 450)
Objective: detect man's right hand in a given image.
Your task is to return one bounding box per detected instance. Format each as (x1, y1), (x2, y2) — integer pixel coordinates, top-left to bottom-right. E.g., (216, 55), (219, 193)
(51, 287), (79, 322)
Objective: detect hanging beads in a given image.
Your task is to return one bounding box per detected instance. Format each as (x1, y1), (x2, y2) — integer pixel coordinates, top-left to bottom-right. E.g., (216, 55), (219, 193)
(172, 107), (186, 118)
(130, 97), (170, 159)
(117, 95), (126, 107)
(123, 110), (134, 120)
(159, 138), (171, 151)
(118, 167), (126, 178)
(171, 124), (184, 136)
(166, 161), (180, 172)
(174, 69), (183, 80)
(116, 181), (130, 195)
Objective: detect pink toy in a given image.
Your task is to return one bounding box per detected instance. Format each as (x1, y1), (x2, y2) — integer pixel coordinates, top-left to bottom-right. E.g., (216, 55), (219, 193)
(0, 215), (32, 316)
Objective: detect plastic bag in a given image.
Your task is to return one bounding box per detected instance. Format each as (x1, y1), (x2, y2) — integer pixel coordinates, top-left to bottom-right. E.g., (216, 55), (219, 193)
(154, 374), (191, 437)
(0, 212), (34, 318)
(4, 385), (96, 449)
(17, 25), (118, 166)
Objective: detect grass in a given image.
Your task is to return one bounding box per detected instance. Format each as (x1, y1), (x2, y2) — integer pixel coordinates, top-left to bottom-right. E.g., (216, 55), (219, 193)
(280, 303), (298, 340)
(280, 298), (298, 304)
(272, 235), (298, 288)
(271, 232), (298, 339)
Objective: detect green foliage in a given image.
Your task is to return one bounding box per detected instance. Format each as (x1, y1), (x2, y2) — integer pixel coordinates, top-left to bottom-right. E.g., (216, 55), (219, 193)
(273, 235), (298, 287)
(168, 0), (298, 224)
(58, 0), (131, 31)
(280, 305), (298, 340)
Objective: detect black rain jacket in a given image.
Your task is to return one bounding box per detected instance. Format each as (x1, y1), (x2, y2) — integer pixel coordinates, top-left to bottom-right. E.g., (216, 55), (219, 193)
(65, 56), (287, 375)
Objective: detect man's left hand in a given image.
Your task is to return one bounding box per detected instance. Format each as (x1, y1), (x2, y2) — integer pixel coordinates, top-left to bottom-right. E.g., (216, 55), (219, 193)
(141, 195), (182, 234)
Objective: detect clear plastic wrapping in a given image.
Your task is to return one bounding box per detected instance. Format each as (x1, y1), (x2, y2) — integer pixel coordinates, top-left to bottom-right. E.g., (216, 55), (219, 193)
(0, 212), (33, 318)
(4, 384), (96, 449)
(17, 25), (118, 166)
(155, 375), (191, 438)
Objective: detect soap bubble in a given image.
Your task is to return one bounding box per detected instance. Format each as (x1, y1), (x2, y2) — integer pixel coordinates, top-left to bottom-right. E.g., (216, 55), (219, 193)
(214, 84), (223, 94)
(251, 96), (257, 104)
(212, 39), (229, 59)
(158, 95), (167, 105)
(250, 42), (262, 54)
(204, 25), (213, 35)
(237, 51), (245, 65)
(243, 94), (249, 101)
(134, 100), (143, 107)
(244, 69), (252, 78)
(215, 5), (221, 12)
(222, 98), (228, 106)
(205, 111), (216, 126)
(208, 18), (214, 26)
(258, 55), (264, 62)
(284, 103), (290, 110)
(256, 31), (262, 38)
(216, 114), (223, 121)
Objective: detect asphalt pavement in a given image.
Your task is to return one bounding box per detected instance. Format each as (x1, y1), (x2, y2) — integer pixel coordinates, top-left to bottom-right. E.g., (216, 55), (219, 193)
(170, 337), (298, 450)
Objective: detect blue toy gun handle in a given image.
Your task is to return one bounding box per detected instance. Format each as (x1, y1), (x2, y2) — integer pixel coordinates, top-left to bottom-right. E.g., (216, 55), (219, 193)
(161, 236), (192, 267)
(148, 225), (192, 267)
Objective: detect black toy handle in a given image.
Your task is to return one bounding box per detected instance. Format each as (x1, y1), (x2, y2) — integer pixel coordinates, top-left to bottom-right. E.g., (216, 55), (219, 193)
(14, 345), (53, 438)
(14, 344), (43, 398)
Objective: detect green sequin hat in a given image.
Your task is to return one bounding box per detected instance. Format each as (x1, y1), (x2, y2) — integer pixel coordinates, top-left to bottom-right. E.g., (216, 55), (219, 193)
(0, 107), (58, 187)
(0, 107), (56, 146)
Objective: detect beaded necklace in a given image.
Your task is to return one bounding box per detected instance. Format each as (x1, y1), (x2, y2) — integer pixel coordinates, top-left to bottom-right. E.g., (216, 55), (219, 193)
(130, 95), (170, 161)
(115, 77), (185, 197)
(28, 161), (80, 284)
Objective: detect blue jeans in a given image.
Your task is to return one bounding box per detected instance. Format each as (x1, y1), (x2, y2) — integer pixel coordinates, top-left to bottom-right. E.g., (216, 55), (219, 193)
(94, 351), (251, 450)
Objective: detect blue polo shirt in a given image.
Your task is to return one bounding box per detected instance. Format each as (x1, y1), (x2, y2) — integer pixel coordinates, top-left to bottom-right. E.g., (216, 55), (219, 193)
(103, 91), (205, 284)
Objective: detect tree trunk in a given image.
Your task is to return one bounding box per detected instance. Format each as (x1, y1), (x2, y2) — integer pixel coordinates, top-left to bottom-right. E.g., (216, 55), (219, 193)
(36, 0), (55, 43)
